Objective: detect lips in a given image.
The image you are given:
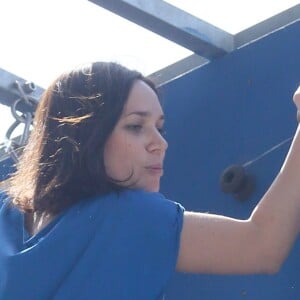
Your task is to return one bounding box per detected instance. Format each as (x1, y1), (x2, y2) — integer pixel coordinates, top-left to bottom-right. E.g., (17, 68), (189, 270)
(145, 164), (163, 175)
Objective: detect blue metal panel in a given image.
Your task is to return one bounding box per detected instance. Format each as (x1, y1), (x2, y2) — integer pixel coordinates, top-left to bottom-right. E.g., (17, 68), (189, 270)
(160, 20), (300, 299)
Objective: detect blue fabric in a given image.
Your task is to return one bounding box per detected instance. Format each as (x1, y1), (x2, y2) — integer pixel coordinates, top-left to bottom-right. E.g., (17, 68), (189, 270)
(0, 190), (184, 299)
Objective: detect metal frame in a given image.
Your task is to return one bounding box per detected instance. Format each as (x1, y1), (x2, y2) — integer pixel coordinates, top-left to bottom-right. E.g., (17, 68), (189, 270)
(89, 1), (300, 85)
(0, 2), (299, 101)
(89, 0), (234, 59)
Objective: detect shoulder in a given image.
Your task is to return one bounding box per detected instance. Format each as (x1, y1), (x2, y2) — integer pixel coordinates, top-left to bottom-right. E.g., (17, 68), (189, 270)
(80, 189), (185, 241)
(115, 189), (185, 239)
(118, 189), (185, 218)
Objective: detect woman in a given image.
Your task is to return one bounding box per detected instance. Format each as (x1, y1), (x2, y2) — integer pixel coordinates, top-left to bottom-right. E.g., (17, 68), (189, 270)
(0, 61), (299, 299)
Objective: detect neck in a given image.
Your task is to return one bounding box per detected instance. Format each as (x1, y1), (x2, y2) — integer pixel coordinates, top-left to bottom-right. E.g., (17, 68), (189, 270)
(24, 211), (54, 236)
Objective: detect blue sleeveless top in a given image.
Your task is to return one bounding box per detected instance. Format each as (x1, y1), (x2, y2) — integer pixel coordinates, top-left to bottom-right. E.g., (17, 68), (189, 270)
(0, 190), (184, 299)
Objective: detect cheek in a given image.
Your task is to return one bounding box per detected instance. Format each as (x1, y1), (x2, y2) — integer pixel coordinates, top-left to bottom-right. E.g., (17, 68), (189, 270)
(103, 139), (120, 178)
(103, 136), (137, 179)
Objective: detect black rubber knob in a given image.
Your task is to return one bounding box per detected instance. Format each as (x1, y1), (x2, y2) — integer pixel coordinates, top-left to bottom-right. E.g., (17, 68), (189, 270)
(219, 164), (255, 201)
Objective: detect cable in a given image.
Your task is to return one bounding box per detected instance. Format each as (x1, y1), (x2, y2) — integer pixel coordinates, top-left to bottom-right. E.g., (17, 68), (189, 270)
(242, 136), (293, 168)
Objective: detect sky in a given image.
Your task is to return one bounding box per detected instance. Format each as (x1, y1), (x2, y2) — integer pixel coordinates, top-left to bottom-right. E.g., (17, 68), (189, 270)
(0, 0), (299, 145)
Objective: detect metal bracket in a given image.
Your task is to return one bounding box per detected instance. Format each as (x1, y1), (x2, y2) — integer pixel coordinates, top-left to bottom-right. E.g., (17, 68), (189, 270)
(0, 68), (44, 112)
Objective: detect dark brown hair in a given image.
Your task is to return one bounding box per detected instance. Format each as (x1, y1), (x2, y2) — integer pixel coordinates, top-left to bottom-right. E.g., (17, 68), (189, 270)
(4, 62), (158, 215)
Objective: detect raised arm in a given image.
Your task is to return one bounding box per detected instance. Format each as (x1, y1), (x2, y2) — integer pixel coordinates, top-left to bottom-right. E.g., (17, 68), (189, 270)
(176, 86), (300, 274)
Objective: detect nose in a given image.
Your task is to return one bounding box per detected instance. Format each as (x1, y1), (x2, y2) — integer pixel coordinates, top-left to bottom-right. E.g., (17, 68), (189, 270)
(146, 129), (168, 154)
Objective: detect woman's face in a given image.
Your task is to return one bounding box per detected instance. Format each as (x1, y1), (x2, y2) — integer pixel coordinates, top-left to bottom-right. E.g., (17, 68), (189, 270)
(104, 80), (168, 192)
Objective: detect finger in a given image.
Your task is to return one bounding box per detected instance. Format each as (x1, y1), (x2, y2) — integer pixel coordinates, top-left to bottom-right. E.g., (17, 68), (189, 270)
(293, 85), (300, 106)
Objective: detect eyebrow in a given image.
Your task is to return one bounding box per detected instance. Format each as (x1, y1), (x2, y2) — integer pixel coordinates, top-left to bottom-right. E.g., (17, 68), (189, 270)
(124, 111), (165, 120)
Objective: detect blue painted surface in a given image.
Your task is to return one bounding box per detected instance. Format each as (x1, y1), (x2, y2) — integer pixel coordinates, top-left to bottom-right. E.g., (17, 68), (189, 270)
(0, 157), (15, 181)
(0, 20), (299, 300)
(161, 21), (300, 299)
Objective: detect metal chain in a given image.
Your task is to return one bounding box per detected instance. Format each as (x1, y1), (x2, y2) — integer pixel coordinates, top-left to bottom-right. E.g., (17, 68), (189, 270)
(3, 80), (37, 163)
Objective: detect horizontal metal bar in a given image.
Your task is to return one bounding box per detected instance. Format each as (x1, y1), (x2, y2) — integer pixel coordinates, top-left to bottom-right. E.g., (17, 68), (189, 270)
(89, 0), (234, 59)
(148, 54), (208, 87)
(147, 5), (300, 87)
(235, 4), (300, 48)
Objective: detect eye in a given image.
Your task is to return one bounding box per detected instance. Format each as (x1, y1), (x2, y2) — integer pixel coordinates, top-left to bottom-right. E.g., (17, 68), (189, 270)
(157, 127), (166, 136)
(126, 124), (143, 133)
